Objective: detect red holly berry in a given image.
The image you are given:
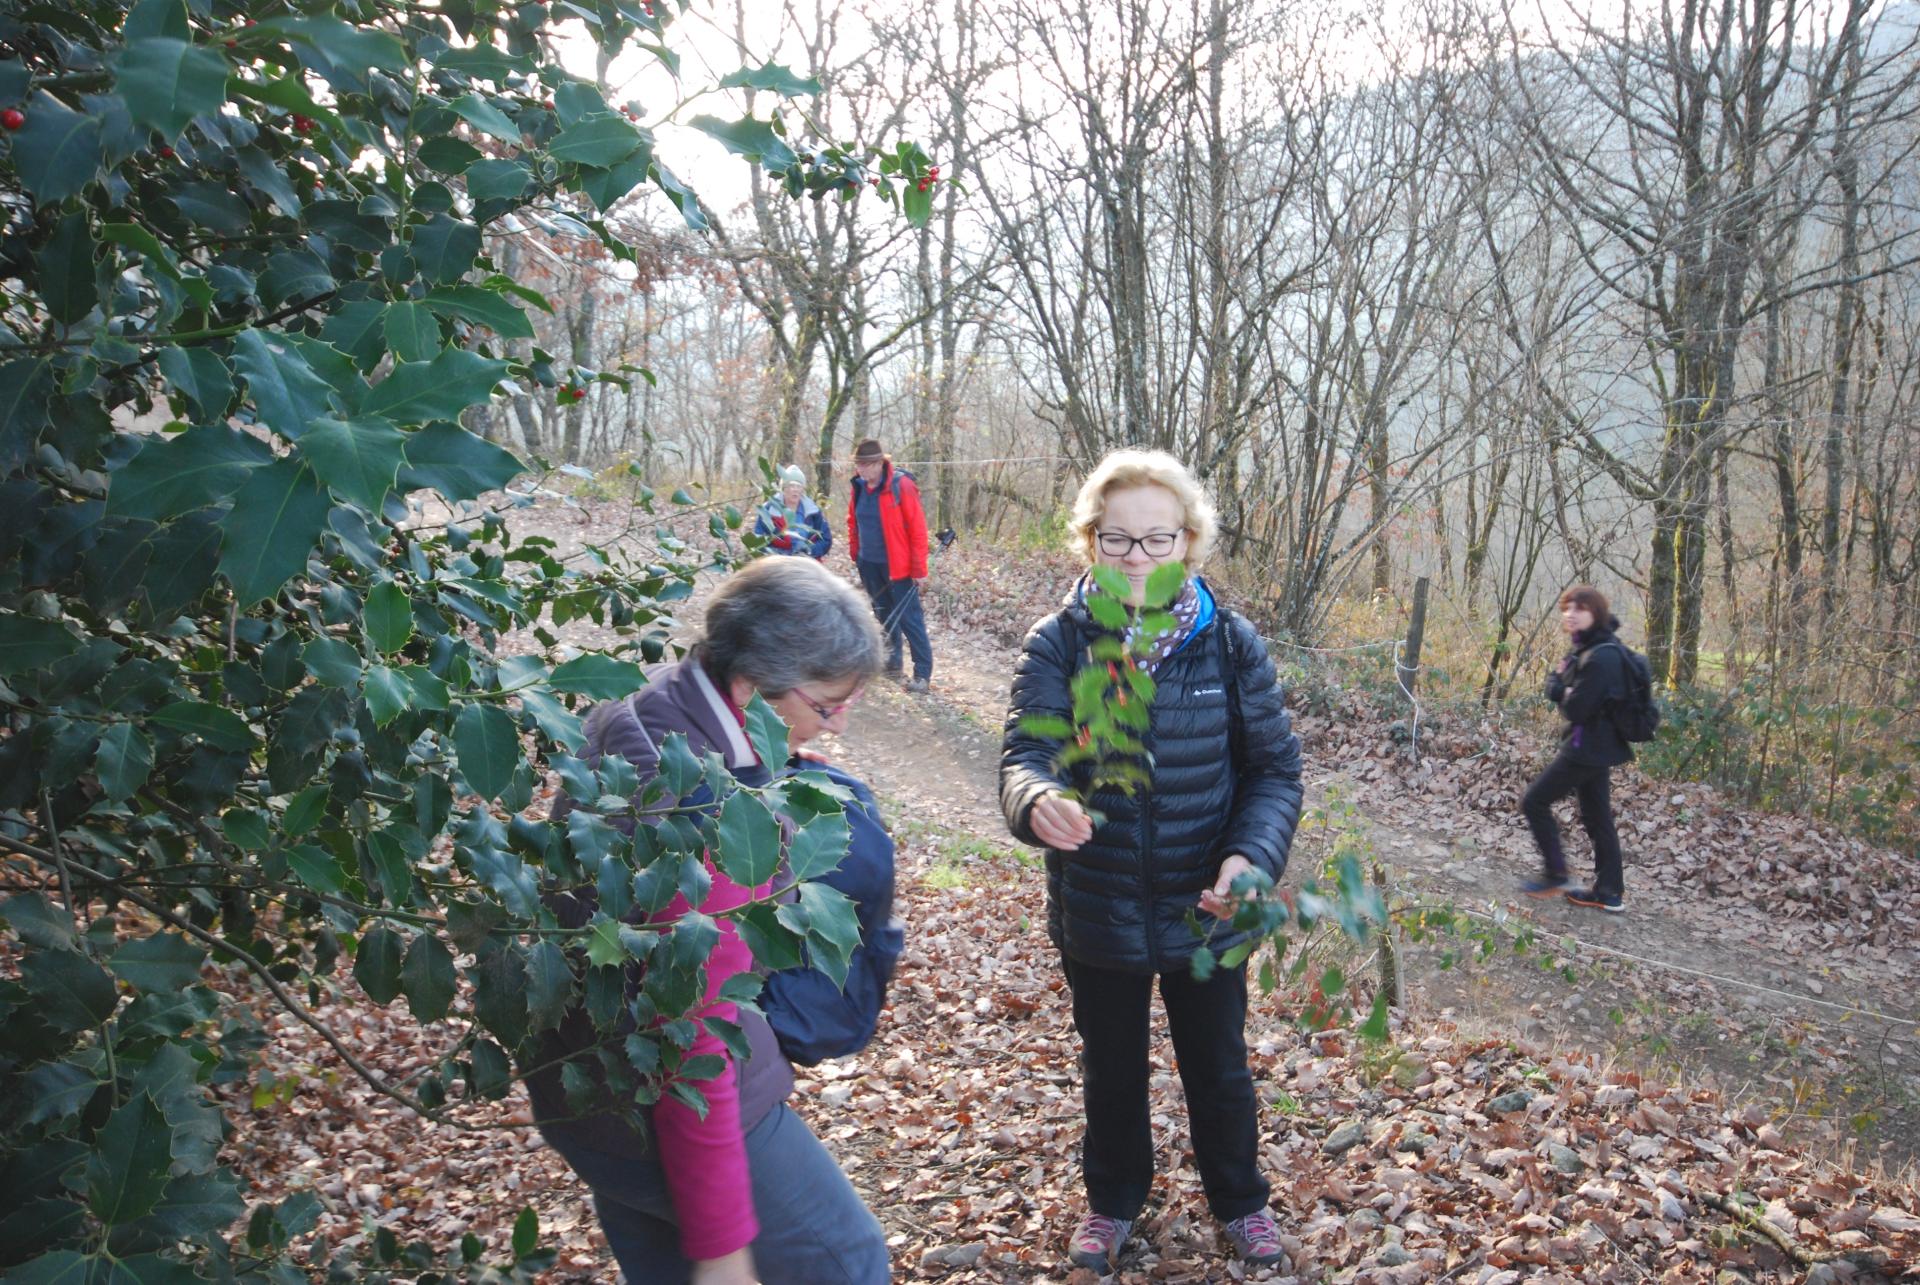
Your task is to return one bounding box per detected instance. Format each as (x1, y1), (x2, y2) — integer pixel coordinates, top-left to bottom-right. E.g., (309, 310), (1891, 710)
(0, 109), (23, 131)
(225, 38), (237, 46)
(291, 114), (313, 134)
(542, 99), (555, 109)
(158, 145), (175, 159)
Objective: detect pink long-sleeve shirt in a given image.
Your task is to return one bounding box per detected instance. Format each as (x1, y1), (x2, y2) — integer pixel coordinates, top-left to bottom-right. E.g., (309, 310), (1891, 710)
(649, 863), (766, 1260)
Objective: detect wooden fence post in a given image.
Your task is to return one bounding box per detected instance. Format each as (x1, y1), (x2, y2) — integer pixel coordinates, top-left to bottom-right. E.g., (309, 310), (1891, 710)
(1399, 576), (1429, 698)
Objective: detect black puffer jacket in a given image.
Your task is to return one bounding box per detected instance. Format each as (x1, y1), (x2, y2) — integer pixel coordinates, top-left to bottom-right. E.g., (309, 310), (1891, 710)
(1001, 581), (1304, 973)
(1546, 616), (1633, 768)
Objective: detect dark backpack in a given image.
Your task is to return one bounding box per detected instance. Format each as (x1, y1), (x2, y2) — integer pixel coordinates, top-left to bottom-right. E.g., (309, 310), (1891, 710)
(1603, 641), (1661, 742)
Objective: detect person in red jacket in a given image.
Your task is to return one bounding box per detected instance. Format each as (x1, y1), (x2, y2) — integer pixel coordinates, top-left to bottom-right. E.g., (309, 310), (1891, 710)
(847, 438), (933, 692)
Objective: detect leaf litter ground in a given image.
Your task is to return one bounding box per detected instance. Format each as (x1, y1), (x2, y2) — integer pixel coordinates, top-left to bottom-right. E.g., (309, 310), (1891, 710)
(216, 493), (1919, 1282)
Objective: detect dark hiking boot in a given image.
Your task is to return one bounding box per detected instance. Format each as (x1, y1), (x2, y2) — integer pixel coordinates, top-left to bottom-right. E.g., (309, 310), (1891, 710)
(1565, 887), (1625, 914)
(1519, 875), (1575, 899)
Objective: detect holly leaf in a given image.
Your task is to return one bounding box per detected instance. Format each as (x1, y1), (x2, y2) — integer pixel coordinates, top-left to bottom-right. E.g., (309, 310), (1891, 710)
(548, 653), (645, 699)
(108, 932), (207, 992)
(786, 811), (850, 882)
(713, 790), (780, 888)
(422, 285), (535, 339)
(454, 702), (520, 801)
(86, 1094), (174, 1226)
(232, 328), (339, 442)
(394, 420), (524, 500)
(365, 581), (414, 653)
(548, 113), (646, 166)
(148, 701), (256, 751)
(95, 723), (154, 800)
(10, 92), (104, 204)
(157, 347), (235, 421)
(300, 415), (408, 512)
(106, 423), (272, 522)
(218, 457), (331, 606)
(114, 38), (231, 138)
(449, 92), (523, 144)
(364, 349), (510, 427)
(401, 932), (456, 1023)
(742, 693), (789, 772)
(688, 113), (797, 169)
(717, 62), (822, 97)
(354, 925), (404, 1004)
(0, 612), (81, 676)
(410, 214), (482, 285)
(383, 301), (442, 363)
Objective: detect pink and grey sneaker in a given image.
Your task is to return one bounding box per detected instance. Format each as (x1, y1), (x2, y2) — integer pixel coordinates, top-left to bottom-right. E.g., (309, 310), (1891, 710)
(1067, 1212), (1132, 1272)
(1223, 1209), (1287, 1267)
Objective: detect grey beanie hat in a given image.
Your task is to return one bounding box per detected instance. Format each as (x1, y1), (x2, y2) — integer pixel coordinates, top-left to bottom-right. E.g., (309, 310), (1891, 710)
(778, 465), (805, 487)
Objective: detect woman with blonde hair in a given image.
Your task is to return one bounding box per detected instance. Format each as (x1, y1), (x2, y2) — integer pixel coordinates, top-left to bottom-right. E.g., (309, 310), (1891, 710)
(1000, 448), (1304, 1273)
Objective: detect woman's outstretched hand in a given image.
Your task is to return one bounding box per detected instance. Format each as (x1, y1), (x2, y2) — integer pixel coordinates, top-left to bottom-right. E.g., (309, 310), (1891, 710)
(1200, 853), (1257, 919)
(1031, 791), (1095, 850)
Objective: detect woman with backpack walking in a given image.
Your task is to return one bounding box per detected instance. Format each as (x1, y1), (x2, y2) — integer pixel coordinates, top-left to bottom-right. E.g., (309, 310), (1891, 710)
(1520, 584), (1632, 913)
(1000, 449), (1304, 1274)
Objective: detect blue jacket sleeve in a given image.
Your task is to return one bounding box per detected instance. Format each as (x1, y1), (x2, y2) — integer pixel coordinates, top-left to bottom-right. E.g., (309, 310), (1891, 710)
(806, 507), (832, 559)
(762, 771), (901, 1064)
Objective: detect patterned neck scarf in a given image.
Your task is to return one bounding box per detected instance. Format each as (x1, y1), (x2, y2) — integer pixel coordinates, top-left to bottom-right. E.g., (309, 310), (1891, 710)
(1083, 575), (1201, 674)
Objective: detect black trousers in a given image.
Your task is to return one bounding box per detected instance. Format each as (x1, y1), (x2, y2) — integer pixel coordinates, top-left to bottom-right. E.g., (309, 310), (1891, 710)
(1522, 751), (1624, 897)
(1063, 955), (1269, 1223)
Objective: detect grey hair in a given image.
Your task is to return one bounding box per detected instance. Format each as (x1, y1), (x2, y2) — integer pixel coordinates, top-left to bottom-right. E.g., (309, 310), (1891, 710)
(699, 557), (883, 693)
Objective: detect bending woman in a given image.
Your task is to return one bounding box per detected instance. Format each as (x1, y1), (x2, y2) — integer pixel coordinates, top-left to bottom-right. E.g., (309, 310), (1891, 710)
(531, 557), (895, 1285)
(1000, 449), (1305, 1273)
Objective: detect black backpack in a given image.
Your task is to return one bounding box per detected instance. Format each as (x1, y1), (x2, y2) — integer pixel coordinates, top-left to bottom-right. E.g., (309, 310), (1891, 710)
(1602, 641), (1662, 742)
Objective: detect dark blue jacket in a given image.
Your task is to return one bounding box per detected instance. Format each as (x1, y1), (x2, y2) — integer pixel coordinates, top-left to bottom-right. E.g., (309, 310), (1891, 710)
(753, 496), (832, 559)
(762, 761), (903, 1065)
(1000, 579), (1305, 973)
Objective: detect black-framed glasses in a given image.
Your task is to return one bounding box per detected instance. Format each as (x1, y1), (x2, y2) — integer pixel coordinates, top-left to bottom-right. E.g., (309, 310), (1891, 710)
(1096, 529), (1182, 558)
(791, 684), (863, 721)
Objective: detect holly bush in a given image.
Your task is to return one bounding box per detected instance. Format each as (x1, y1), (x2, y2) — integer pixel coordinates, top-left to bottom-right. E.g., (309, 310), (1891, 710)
(0, 1), (932, 1278)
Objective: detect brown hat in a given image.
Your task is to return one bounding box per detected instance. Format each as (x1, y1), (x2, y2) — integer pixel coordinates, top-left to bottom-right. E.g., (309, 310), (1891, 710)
(853, 439), (885, 461)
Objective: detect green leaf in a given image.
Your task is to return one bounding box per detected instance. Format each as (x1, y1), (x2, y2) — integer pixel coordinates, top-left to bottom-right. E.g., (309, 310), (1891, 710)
(1089, 564), (1132, 602)
(283, 784), (330, 836)
(232, 328), (339, 442)
(713, 790), (781, 888)
(1086, 593), (1129, 630)
(364, 349), (510, 428)
(108, 424), (271, 522)
(148, 701), (256, 751)
(11, 92), (104, 204)
(320, 299), (391, 372)
(402, 933), (457, 1022)
(410, 214), (482, 285)
(454, 702), (520, 801)
(20, 1062), (99, 1125)
(688, 113), (797, 169)
(363, 665), (413, 727)
(466, 158), (532, 204)
(718, 61), (822, 97)
(0, 356), (54, 468)
(525, 940), (572, 1031)
(583, 915), (627, 968)
(125, 0), (190, 41)
(22, 949), (118, 1031)
(218, 456), (331, 606)
(1, 891), (79, 951)
(87, 1093), (174, 1226)
(742, 693), (789, 772)
(1144, 559), (1188, 609)
(144, 1170), (246, 1240)
(300, 415), (408, 511)
(548, 112), (646, 166)
(365, 581), (414, 654)
(450, 92), (523, 144)
(394, 420), (524, 500)
(1359, 990), (1391, 1042)
(0, 612), (81, 676)
(512, 1206), (539, 1259)
(354, 925), (404, 1004)
(157, 346), (235, 421)
(221, 809), (271, 850)
(383, 302), (442, 363)
(108, 932), (207, 992)
(423, 285), (535, 339)
(548, 653), (645, 699)
(114, 38), (230, 137)
(38, 212), (98, 326)
(469, 1038), (512, 1099)
(786, 812), (850, 882)
(256, 15), (408, 74)
(284, 843), (347, 895)
(302, 636), (363, 688)
(95, 723), (155, 800)
(418, 134), (483, 174)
